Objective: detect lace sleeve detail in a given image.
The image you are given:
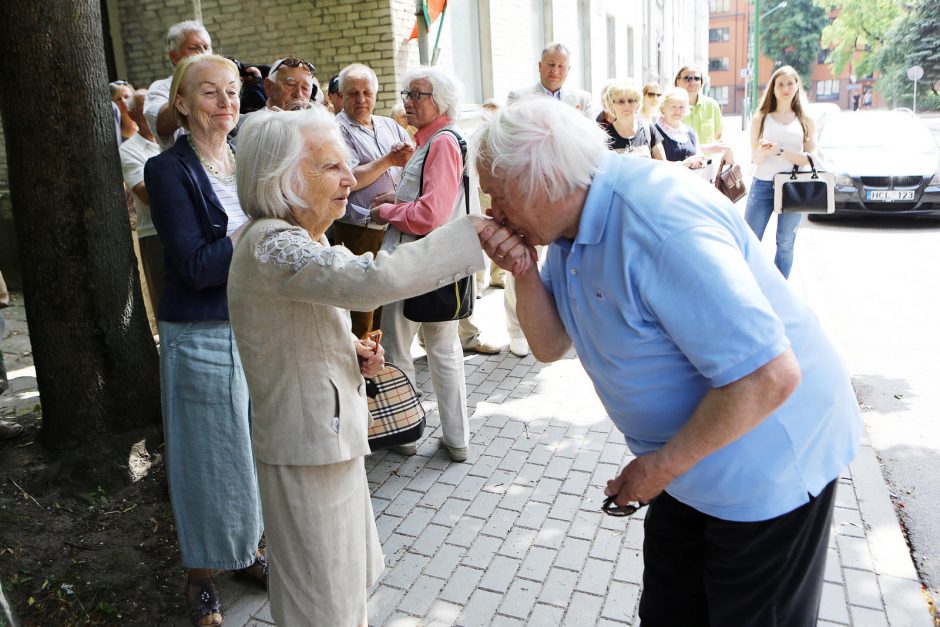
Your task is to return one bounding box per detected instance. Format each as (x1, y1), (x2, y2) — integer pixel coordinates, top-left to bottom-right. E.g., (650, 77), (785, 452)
(254, 226), (373, 273)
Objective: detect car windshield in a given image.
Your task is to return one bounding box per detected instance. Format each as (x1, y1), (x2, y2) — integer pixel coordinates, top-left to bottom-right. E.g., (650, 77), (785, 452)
(819, 114), (938, 152)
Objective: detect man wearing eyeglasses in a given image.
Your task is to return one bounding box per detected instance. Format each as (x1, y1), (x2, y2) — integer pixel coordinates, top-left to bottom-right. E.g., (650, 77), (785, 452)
(674, 65), (735, 165)
(264, 57), (317, 111)
(144, 20), (212, 149)
(332, 63), (414, 339)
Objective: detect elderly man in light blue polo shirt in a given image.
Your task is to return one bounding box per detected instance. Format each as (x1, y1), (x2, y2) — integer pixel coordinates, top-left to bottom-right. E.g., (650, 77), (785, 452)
(473, 97), (860, 626)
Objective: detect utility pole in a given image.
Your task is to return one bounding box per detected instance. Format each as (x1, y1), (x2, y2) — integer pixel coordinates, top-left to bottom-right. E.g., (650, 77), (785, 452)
(416, 0), (429, 65)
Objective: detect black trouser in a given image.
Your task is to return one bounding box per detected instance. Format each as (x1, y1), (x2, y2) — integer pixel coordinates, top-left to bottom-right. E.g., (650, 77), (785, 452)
(639, 479), (836, 627)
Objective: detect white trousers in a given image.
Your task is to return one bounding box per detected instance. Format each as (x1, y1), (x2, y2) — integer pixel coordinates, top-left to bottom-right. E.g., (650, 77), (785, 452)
(382, 298), (470, 448)
(503, 245), (546, 341)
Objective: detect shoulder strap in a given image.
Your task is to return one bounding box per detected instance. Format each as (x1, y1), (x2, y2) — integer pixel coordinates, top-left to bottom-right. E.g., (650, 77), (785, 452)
(417, 128), (471, 216)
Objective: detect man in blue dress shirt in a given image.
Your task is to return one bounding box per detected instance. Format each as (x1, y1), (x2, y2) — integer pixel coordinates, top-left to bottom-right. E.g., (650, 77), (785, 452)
(473, 97), (861, 626)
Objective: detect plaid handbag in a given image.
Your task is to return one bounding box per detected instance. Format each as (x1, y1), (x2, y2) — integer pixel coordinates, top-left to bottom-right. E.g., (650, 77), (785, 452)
(366, 363), (426, 451)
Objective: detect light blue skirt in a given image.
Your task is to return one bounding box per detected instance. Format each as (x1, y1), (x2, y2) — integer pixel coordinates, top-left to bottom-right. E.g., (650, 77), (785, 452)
(159, 320), (263, 570)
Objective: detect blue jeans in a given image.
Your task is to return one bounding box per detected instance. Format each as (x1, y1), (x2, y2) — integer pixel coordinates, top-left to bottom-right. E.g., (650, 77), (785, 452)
(744, 178), (803, 278)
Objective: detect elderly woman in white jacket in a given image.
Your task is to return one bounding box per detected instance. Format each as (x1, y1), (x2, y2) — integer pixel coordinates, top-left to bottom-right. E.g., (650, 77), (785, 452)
(227, 106), (531, 626)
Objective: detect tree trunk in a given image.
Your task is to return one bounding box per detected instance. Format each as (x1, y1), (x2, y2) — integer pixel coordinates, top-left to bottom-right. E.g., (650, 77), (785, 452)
(0, 0), (161, 459)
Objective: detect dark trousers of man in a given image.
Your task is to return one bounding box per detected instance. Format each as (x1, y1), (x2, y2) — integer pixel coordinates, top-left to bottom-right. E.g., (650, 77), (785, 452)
(330, 222), (386, 339)
(639, 479), (837, 627)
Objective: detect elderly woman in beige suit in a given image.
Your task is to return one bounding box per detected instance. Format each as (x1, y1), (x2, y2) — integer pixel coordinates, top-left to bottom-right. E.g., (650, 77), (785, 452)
(227, 107), (531, 626)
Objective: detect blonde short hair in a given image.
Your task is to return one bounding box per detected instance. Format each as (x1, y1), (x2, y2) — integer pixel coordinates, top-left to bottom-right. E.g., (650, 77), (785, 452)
(168, 54), (239, 131)
(660, 87), (690, 114)
(602, 79), (643, 117)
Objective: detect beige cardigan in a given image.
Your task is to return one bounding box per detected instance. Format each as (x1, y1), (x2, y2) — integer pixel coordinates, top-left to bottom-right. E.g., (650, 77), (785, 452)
(228, 216), (484, 466)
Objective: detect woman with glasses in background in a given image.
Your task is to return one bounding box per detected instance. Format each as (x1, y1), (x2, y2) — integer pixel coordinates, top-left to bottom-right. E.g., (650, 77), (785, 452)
(368, 66), (477, 463)
(674, 65), (735, 165)
(641, 82), (663, 122)
(596, 79), (665, 160)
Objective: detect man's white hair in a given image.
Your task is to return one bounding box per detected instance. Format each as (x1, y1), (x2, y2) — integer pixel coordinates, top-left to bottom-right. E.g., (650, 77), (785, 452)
(472, 97), (608, 203)
(338, 63), (379, 94)
(236, 107), (347, 221)
(166, 20), (210, 53)
(402, 66), (462, 121)
(268, 58), (315, 86)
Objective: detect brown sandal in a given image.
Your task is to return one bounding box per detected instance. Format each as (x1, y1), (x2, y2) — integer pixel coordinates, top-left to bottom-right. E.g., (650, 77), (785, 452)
(234, 551), (268, 589)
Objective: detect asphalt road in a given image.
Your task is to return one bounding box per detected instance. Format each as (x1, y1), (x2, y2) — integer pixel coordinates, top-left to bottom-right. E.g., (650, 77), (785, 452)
(725, 111), (940, 606)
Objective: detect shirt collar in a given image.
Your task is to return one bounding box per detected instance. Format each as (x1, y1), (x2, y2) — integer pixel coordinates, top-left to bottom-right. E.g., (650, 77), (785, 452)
(337, 109), (373, 130)
(414, 115), (452, 146)
(540, 83), (562, 99)
(570, 152), (618, 247)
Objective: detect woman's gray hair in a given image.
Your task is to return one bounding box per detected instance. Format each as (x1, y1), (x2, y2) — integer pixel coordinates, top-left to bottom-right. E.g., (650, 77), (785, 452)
(472, 97), (608, 203)
(402, 66), (463, 121)
(166, 20), (210, 53)
(235, 107), (348, 221)
(338, 63), (379, 94)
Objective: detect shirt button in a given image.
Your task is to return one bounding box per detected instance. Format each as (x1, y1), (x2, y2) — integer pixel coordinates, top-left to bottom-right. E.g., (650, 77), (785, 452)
(570, 268), (578, 275)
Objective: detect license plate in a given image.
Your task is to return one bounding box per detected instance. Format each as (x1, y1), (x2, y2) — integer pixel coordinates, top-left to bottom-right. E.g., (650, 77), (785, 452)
(867, 190), (915, 201)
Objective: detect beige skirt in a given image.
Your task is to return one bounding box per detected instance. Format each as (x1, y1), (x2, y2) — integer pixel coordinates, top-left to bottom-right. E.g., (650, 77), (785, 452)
(257, 456), (384, 627)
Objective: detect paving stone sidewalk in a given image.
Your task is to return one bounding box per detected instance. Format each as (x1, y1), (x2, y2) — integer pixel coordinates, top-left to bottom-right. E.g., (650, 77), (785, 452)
(1, 282), (933, 626)
(212, 283), (932, 627)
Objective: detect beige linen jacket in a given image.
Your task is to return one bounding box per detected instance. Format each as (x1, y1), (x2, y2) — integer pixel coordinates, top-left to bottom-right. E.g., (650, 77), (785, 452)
(228, 216), (484, 466)
(506, 82), (594, 118)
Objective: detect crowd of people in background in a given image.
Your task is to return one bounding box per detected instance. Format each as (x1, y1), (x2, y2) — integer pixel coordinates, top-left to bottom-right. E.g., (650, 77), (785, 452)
(97, 19), (849, 627)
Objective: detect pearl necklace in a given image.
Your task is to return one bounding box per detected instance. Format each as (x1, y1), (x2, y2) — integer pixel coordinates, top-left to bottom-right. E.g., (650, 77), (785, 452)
(188, 136), (236, 186)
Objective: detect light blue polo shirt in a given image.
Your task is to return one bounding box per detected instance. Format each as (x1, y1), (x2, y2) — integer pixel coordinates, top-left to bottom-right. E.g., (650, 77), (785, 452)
(543, 153), (860, 522)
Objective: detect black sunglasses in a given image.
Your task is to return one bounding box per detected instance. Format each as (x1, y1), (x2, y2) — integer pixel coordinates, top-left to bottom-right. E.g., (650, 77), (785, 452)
(682, 76), (703, 83)
(601, 495), (648, 517)
(271, 57), (316, 77)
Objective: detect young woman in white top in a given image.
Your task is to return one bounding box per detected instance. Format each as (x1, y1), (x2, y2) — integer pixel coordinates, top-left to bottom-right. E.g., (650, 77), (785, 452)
(744, 65), (817, 278)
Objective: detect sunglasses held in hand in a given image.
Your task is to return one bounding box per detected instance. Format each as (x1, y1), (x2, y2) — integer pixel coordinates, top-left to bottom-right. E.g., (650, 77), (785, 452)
(601, 495), (648, 517)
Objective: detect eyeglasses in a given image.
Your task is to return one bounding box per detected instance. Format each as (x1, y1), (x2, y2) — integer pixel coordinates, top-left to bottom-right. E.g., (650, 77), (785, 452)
(682, 76), (703, 83)
(601, 495), (647, 517)
(400, 90), (434, 103)
(613, 98), (639, 105)
(646, 92), (663, 97)
(271, 57), (317, 77)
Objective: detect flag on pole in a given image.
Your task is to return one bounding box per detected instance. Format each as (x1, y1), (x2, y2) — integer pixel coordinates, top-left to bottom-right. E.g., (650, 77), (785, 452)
(409, 0), (447, 40)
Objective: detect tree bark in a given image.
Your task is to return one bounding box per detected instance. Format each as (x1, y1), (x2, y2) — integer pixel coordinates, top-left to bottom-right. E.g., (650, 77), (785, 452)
(0, 0), (161, 456)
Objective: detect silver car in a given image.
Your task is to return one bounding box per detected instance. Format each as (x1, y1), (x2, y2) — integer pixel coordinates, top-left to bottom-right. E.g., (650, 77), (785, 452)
(814, 111), (940, 218)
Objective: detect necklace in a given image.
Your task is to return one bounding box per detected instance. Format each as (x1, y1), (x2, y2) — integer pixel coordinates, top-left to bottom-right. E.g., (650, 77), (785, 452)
(188, 136), (236, 186)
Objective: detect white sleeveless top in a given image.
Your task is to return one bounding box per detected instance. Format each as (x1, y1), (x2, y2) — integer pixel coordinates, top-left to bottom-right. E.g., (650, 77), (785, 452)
(753, 114), (806, 181)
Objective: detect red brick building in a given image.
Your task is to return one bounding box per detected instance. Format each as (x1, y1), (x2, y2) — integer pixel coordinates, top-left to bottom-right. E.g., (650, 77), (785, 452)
(706, 0), (875, 114)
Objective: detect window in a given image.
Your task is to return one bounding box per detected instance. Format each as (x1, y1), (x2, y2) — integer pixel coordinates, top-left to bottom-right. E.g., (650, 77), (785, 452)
(709, 0), (730, 12)
(709, 27), (730, 42)
(607, 15), (617, 80)
(627, 25), (635, 77)
(817, 49), (831, 64)
(708, 57), (729, 72)
(710, 85), (729, 106)
(816, 79), (840, 100)
(450, 0), (483, 103)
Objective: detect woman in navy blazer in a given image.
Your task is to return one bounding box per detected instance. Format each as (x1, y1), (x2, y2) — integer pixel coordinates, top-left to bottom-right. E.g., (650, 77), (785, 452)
(144, 54), (264, 627)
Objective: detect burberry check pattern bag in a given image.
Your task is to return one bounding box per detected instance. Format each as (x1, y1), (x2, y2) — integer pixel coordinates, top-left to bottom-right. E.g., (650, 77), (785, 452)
(366, 363), (426, 451)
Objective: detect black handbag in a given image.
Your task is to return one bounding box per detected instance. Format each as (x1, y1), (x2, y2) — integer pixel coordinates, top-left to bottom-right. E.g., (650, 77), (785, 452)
(402, 129), (474, 322)
(773, 154), (834, 215)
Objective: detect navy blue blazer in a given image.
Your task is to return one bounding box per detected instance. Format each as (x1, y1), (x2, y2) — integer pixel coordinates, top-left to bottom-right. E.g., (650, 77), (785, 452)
(144, 137), (235, 322)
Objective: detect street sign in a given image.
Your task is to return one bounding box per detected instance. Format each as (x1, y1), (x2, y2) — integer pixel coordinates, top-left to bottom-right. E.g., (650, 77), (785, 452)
(907, 65), (924, 81)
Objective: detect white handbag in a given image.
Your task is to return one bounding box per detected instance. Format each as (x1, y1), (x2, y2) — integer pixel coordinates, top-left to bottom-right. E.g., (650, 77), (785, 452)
(773, 154), (835, 215)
